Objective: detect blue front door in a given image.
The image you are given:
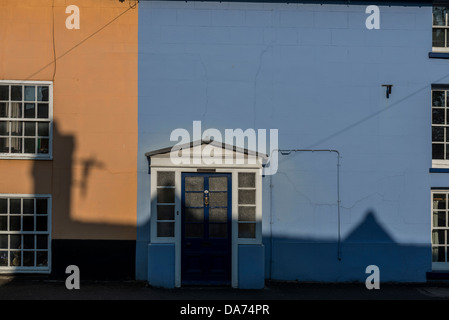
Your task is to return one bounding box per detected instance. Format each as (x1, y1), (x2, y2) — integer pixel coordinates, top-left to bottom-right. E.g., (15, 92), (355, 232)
(181, 173), (232, 285)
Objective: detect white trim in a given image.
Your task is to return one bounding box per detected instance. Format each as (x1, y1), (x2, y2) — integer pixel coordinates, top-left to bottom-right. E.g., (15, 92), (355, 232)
(0, 80), (53, 160)
(431, 190), (449, 271)
(0, 193), (52, 274)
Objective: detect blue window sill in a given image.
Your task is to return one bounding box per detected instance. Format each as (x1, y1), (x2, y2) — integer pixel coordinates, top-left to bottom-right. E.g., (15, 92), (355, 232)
(429, 52), (449, 59)
(430, 168), (449, 173)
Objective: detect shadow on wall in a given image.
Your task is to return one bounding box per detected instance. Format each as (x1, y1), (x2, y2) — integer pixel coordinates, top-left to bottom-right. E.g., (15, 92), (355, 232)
(266, 210), (432, 283)
(30, 122), (136, 281)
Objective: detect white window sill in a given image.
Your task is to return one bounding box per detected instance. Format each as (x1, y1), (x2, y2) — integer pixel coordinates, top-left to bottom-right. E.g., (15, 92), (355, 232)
(0, 155), (52, 160)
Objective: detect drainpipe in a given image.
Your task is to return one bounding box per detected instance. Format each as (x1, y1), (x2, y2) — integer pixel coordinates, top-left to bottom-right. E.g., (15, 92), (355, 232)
(269, 149), (342, 275)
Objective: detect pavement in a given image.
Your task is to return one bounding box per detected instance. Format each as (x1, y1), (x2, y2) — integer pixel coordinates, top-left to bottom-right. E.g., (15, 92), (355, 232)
(0, 276), (449, 300)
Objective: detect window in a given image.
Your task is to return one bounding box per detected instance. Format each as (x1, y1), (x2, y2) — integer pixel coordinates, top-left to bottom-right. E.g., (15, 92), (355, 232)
(156, 171), (175, 238)
(237, 172), (256, 239)
(433, 6), (449, 51)
(432, 191), (449, 270)
(0, 195), (51, 272)
(432, 88), (449, 161)
(0, 82), (52, 158)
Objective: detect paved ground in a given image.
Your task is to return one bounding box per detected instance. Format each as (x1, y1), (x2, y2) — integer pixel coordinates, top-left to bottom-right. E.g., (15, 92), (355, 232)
(0, 276), (449, 300)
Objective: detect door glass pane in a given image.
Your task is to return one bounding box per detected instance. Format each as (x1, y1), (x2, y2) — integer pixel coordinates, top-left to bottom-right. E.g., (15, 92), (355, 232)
(238, 223), (255, 238)
(209, 192), (227, 207)
(157, 172), (175, 187)
(157, 222), (174, 237)
(238, 190), (256, 205)
(185, 223), (203, 238)
(185, 176), (203, 191)
(209, 208), (227, 222)
(157, 205), (174, 220)
(185, 192), (203, 207)
(238, 172), (255, 188)
(209, 223), (227, 238)
(238, 206), (256, 221)
(185, 208), (204, 222)
(209, 177), (227, 191)
(157, 188), (175, 204)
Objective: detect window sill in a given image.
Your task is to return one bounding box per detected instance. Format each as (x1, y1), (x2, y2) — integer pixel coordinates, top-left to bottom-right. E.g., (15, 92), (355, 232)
(430, 168), (449, 173)
(0, 155), (52, 160)
(429, 52), (449, 59)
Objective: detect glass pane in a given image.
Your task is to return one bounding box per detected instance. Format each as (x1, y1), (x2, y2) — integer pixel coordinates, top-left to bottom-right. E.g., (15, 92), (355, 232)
(185, 208), (204, 222)
(209, 208), (227, 222)
(10, 234), (21, 249)
(432, 108), (445, 124)
(38, 122), (49, 136)
(24, 86), (35, 101)
(0, 199), (6, 213)
(238, 189), (256, 205)
(36, 251), (48, 266)
(185, 223), (203, 238)
(0, 235), (7, 249)
(11, 86), (22, 101)
(10, 103), (22, 118)
(36, 235), (48, 249)
(37, 138), (49, 153)
(239, 206), (256, 221)
(0, 103), (7, 117)
(446, 128), (449, 142)
(37, 104), (48, 118)
(433, 143), (444, 160)
(24, 103), (35, 118)
(0, 251), (7, 266)
(238, 172), (255, 188)
(432, 246), (446, 262)
(238, 223), (256, 238)
(23, 216), (34, 231)
(23, 199), (34, 214)
(0, 85), (9, 101)
(10, 199), (21, 213)
(209, 176), (227, 191)
(10, 251), (21, 266)
(24, 138), (35, 153)
(433, 7), (447, 26)
(23, 235), (34, 249)
(157, 222), (174, 237)
(0, 121), (8, 135)
(157, 188), (175, 204)
(36, 216), (47, 231)
(36, 199), (47, 214)
(434, 91), (446, 106)
(433, 126), (444, 142)
(10, 121), (22, 136)
(433, 194), (447, 209)
(433, 28), (446, 47)
(37, 86), (49, 102)
(23, 251), (34, 267)
(157, 205), (174, 220)
(185, 192), (203, 207)
(9, 216), (20, 231)
(157, 171), (175, 187)
(0, 138), (9, 153)
(24, 122), (35, 136)
(185, 176), (203, 191)
(209, 223), (227, 238)
(432, 230), (446, 244)
(0, 217), (6, 231)
(209, 192), (227, 207)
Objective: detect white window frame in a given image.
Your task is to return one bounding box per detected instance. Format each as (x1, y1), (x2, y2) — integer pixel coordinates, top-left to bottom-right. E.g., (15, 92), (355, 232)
(431, 88), (449, 168)
(148, 146), (264, 288)
(0, 80), (53, 160)
(0, 194), (52, 274)
(432, 6), (449, 53)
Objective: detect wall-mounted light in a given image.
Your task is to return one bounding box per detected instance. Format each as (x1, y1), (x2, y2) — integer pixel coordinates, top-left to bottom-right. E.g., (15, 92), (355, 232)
(382, 84), (393, 99)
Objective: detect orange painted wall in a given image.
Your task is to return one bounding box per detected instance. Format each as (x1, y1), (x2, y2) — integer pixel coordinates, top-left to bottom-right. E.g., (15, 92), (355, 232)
(0, 0), (138, 240)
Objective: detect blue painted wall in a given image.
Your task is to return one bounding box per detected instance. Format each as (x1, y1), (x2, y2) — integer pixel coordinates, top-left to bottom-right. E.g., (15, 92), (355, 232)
(137, 1), (443, 283)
